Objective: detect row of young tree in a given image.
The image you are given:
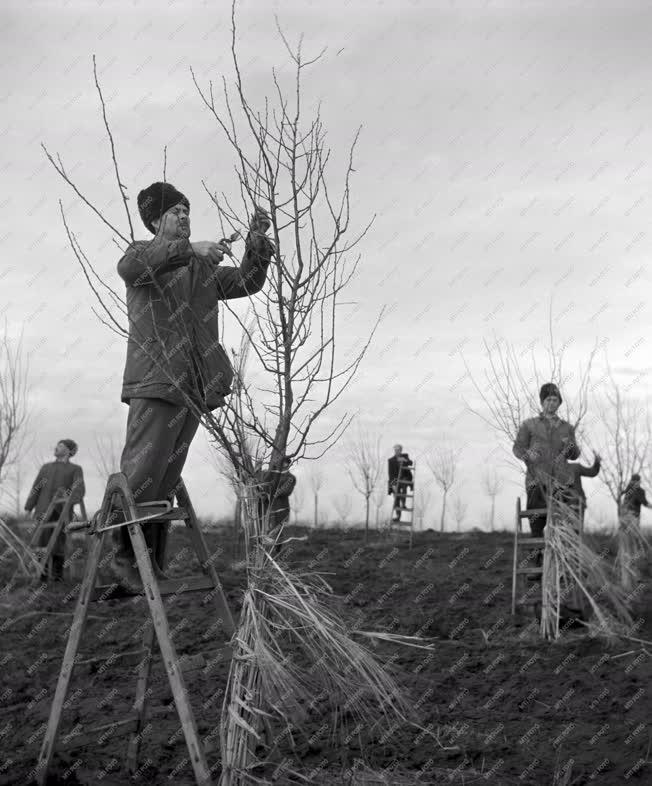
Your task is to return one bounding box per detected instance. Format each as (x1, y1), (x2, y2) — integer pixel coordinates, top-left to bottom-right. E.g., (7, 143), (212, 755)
(298, 435), (504, 535)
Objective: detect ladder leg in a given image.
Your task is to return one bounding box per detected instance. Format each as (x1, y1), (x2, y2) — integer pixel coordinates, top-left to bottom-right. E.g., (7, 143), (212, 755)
(129, 523), (213, 786)
(177, 482), (235, 637)
(36, 532), (104, 785)
(126, 623), (156, 774)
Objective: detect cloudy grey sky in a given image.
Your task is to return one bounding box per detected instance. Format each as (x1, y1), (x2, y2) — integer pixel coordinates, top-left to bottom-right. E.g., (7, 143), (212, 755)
(2, 0), (652, 527)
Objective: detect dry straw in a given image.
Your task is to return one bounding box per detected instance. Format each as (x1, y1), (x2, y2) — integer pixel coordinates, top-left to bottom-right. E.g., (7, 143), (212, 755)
(218, 483), (430, 786)
(540, 497), (633, 640)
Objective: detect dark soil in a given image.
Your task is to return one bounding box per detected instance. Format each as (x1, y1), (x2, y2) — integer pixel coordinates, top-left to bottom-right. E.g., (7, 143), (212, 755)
(0, 527), (650, 785)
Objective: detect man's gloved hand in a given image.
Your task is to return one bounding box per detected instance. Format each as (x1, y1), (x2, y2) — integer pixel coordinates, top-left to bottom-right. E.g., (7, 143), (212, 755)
(250, 205), (271, 234)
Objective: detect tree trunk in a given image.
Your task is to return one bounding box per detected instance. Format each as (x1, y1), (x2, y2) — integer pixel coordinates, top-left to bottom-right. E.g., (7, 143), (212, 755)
(490, 496), (495, 532)
(364, 495), (370, 542)
(440, 492), (447, 533)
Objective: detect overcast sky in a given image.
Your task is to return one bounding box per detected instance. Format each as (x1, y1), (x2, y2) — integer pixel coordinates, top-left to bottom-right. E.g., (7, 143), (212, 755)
(2, 0), (652, 528)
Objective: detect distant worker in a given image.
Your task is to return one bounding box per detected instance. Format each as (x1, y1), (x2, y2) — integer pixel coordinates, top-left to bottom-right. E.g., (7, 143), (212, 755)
(261, 457), (297, 532)
(566, 453), (601, 529)
(388, 444), (413, 523)
(620, 473), (651, 529)
(24, 439), (85, 582)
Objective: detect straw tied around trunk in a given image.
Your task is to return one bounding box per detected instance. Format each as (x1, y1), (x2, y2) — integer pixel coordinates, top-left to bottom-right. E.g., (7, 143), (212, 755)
(217, 480), (436, 786)
(539, 496), (632, 641)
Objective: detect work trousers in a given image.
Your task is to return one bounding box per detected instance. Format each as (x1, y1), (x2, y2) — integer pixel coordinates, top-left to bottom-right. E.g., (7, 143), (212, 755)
(114, 398), (200, 567)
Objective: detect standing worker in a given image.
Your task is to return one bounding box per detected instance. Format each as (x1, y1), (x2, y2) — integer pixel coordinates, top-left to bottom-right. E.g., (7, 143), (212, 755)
(513, 383), (580, 539)
(25, 439), (85, 582)
(566, 453), (601, 529)
(620, 473), (651, 529)
(111, 181), (274, 591)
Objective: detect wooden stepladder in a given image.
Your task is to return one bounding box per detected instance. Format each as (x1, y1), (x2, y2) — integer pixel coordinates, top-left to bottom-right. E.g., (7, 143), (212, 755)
(511, 497), (546, 616)
(36, 473), (236, 786)
(511, 496), (586, 618)
(389, 461), (416, 547)
(24, 492), (87, 582)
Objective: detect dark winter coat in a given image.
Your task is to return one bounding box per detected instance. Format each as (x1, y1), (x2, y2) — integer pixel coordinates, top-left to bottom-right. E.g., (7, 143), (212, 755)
(261, 470), (297, 527)
(118, 230), (274, 410)
(567, 457), (601, 506)
(513, 413), (580, 493)
(25, 461), (85, 523)
(622, 483), (649, 517)
(387, 454), (413, 494)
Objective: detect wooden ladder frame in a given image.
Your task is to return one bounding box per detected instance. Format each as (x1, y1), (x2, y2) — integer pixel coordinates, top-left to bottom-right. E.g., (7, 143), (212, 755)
(511, 495), (585, 618)
(24, 493), (88, 582)
(35, 472), (236, 786)
(388, 461), (416, 548)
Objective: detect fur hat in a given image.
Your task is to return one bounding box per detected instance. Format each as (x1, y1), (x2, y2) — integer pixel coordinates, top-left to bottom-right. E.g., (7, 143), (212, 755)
(59, 439), (78, 457)
(539, 382), (562, 405)
(137, 182), (190, 234)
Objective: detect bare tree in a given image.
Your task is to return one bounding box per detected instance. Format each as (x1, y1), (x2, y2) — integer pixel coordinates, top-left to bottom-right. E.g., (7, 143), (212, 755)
(308, 467), (324, 529)
(482, 467), (503, 532)
(332, 493), (352, 527)
(91, 433), (121, 479)
(0, 327), (30, 494)
(587, 372), (652, 517)
(291, 481), (304, 525)
(452, 494), (468, 533)
(372, 484), (387, 529)
(427, 445), (460, 532)
(414, 481), (433, 530)
(461, 303), (596, 461)
(346, 429), (381, 541)
(41, 20), (411, 784)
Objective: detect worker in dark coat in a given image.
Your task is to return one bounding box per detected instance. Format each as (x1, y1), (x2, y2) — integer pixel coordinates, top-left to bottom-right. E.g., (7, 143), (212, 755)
(566, 453), (601, 529)
(24, 439), (85, 581)
(387, 444), (413, 522)
(260, 457), (297, 531)
(620, 473), (651, 528)
(112, 181), (274, 591)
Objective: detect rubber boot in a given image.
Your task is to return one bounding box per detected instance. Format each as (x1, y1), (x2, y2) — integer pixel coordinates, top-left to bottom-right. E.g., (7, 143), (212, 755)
(110, 520), (144, 594)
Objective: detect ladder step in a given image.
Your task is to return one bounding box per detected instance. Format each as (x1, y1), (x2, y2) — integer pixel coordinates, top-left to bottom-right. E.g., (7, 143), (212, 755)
(91, 574), (217, 602)
(154, 645), (233, 681)
(517, 537), (545, 546)
(516, 597), (541, 606)
(76, 648), (147, 669)
(59, 702), (175, 751)
(518, 508), (547, 517)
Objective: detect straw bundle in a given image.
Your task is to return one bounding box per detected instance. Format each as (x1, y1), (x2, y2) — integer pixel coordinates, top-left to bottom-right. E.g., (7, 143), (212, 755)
(0, 516), (41, 578)
(540, 497), (632, 640)
(616, 511), (649, 593)
(218, 483), (417, 785)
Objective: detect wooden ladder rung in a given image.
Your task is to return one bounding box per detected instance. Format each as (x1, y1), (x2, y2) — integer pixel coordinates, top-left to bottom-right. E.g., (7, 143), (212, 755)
(518, 508), (547, 517)
(516, 537), (545, 546)
(91, 574), (217, 602)
(59, 702), (176, 751)
(76, 648), (148, 669)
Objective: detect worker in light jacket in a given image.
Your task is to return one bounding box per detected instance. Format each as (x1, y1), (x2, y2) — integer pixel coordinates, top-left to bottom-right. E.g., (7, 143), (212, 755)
(513, 383), (580, 538)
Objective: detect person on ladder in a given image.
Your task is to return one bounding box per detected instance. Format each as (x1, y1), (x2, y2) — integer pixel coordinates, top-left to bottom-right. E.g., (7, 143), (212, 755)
(24, 439), (85, 582)
(111, 181), (275, 592)
(387, 444), (413, 523)
(512, 383), (580, 568)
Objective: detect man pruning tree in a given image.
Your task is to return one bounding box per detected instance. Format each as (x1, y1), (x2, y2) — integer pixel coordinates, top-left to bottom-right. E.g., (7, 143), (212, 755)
(513, 383), (580, 538)
(566, 452), (601, 529)
(111, 181), (274, 591)
(25, 439), (85, 582)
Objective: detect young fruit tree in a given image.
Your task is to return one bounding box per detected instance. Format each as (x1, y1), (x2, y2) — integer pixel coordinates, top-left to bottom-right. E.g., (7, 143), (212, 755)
(43, 14), (432, 784)
(427, 444), (460, 533)
(586, 370), (652, 592)
(346, 428), (381, 541)
(461, 324), (631, 639)
(482, 467), (503, 532)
